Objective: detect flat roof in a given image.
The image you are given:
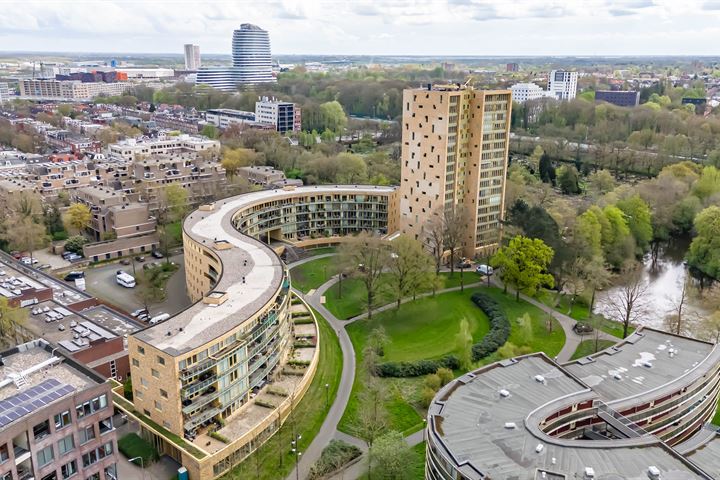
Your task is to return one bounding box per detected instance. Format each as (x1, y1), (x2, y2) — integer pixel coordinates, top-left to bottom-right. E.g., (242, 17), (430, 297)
(133, 185), (396, 356)
(430, 340), (716, 479)
(564, 329), (717, 407)
(686, 433), (720, 475)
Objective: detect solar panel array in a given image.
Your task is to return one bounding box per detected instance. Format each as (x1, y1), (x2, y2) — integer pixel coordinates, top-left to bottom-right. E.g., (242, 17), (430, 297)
(0, 378), (76, 428)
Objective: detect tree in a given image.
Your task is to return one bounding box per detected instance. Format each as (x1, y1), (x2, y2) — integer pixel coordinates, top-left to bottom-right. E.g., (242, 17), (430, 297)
(337, 232), (388, 319)
(319, 101), (348, 135)
(606, 264), (649, 338)
(357, 375), (389, 447)
(699, 310), (720, 343)
(557, 165), (581, 194)
(455, 318), (473, 371)
(369, 431), (414, 480)
(0, 297), (27, 347)
(601, 205), (635, 269)
(492, 236), (555, 301)
(443, 206), (464, 276)
(663, 279), (695, 336)
(2, 218), (48, 260)
(538, 152), (556, 185)
(425, 210), (445, 274)
(64, 203), (92, 234)
(64, 235), (88, 254)
(201, 124), (219, 139)
(687, 206), (720, 280)
(156, 184), (189, 259)
(221, 148), (256, 179)
(586, 169), (616, 197)
(388, 235), (432, 308)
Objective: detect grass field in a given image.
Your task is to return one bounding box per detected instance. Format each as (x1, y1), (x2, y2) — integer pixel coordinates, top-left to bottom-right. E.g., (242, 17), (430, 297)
(714, 397), (720, 426)
(570, 339), (617, 360)
(219, 307), (342, 480)
(117, 433), (158, 465)
(536, 289), (590, 321)
(290, 256), (336, 293)
(591, 314), (632, 339)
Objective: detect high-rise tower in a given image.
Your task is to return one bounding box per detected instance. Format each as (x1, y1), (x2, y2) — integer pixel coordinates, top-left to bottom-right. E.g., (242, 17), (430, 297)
(184, 44), (201, 70)
(398, 84), (511, 259)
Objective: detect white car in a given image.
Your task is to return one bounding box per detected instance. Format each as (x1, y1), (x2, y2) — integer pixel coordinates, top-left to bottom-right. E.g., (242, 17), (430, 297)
(476, 264), (494, 276)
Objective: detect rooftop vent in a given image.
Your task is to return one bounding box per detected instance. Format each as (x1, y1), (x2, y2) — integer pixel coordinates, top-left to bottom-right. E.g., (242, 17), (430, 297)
(535, 444), (544, 453)
(504, 422), (516, 429)
(534, 375), (545, 383)
(584, 467), (596, 479)
(647, 466), (660, 479)
(203, 291), (228, 306)
(642, 361), (653, 368)
(499, 389), (510, 398)
(613, 373), (622, 380)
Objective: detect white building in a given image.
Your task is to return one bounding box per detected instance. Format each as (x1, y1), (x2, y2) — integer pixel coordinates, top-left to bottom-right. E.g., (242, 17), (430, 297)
(510, 83), (549, 103)
(19, 79), (130, 101)
(205, 109), (256, 129)
(116, 68), (175, 79)
(547, 70), (578, 100)
(108, 134), (220, 161)
(184, 44), (201, 70)
(255, 97), (301, 133)
(0, 83), (9, 103)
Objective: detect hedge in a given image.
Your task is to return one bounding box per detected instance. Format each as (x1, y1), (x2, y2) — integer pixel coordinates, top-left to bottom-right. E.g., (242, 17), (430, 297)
(469, 292), (510, 361)
(308, 440), (362, 479)
(374, 292), (509, 378)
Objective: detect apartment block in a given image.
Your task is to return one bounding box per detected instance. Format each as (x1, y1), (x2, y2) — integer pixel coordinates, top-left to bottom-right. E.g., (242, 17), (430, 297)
(108, 135), (220, 162)
(0, 83), (9, 103)
(254, 98), (301, 133)
(236, 166), (303, 189)
(0, 339), (119, 480)
(204, 109), (256, 130)
(18, 79), (130, 101)
(398, 85), (511, 259)
(73, 186), (156, 241)
(547, 70), (578, 100)
(595, 90), (641, 107)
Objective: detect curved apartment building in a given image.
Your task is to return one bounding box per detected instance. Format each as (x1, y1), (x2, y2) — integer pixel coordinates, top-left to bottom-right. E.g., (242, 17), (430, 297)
(426, 328), (720, 480)
(126, 185), (396, 479)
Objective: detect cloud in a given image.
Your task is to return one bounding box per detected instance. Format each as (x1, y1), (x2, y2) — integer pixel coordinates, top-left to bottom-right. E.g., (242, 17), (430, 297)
(609, 8), (637, 15)
(702, 0), (720, 9)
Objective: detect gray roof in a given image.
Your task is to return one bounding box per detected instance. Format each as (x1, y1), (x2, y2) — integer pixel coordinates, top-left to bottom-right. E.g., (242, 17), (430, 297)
(686, 433), (720, 475)
(429, 337), (717, 480)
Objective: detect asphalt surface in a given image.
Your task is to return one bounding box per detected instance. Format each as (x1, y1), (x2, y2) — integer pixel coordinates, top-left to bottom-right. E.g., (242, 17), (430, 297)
(83, 254), (192, 318)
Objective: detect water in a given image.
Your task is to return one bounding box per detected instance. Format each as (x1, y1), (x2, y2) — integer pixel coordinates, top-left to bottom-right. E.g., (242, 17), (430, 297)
(594, 237), (713, 330)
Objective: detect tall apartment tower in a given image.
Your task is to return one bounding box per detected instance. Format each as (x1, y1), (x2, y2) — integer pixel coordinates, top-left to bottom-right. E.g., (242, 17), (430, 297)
(547, 70), (578, 100)
(184, 44), (201, 70)
(398, 84), (511, 259)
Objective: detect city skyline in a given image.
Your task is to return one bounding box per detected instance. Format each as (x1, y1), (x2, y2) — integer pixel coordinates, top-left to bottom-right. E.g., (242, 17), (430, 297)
(2, 0), (720, 56)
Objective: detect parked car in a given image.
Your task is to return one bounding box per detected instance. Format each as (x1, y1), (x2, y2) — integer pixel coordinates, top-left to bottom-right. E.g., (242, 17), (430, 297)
(151, 250), (164, 259)
(119, 258), (131, 265)
(573, 322), (594, 335)
(456, 259), (472, 269)
(476, 264), (494, 276)
(134, 256), (145, 263)
(130, 308), (148, 318)
(20, 257), (38, 265)
(64, 271), (85, 281)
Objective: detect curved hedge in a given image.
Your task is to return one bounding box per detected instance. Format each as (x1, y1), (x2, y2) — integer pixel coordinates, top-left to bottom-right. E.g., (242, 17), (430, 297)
(469, 292), (510, 360)
(374, 292), (510, 378)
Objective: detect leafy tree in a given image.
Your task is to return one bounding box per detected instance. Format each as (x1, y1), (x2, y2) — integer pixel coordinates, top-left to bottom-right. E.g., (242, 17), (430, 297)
(388, 235), (432, 308)
(557, 165), (581, 194)
(319, 101), (348, 135)
(64, 235), (88, 254)
(221, 148), (255, 179)
(616, 195), (653, 254)
(492, 236), (555, 301)
(601, 205), (635, 269)
(156, 184), (189, 259)
(200, 124), (219, 139)
(586, 169), (616, 196)
(2, 217), (48, 260)
(692, 166), (720, 202)
(65, 203), (92, 234)
(338, 232), (388, 319)
(0, 297), (27, 347)
(369, 431), (414, 480)
(575, 207), (604, 259)
(672, 195), (703, 234)
(687, 206), (720, 280)
(357, 375), (388, 447)
(538, 152), (556, 185)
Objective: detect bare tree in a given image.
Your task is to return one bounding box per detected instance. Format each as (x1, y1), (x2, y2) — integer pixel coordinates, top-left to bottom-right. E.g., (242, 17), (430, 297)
(664, 279), (699, 336)
(425, 211), (445, 274)
(606, 264), (649, 339)
(337, 232), (389, 319)
(443, 206), (465, 276)
(356, 375), (389, 448)
(388, 235), (433, 308)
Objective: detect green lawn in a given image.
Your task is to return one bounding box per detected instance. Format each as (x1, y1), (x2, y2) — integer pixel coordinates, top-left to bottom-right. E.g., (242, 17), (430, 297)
(164, 221), (183, 246)
(219, 307), (342, 480)
(357, 441), (426, 480)
(591, 314), (631, 339)
(307, 247), (336, 256)
(570, 339), (617, 360)
(346, 289), (491, 362)
(290, 256), (336, 293)
(117, 433), (158, 466)
(536, 289), (590, 321)
(713, 396), (720, 426)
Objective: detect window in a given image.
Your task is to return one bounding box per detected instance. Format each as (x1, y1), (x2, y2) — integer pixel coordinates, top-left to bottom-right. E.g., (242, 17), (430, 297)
(157, 355), (165, 365)
(86, 474), (100, 480)
(40, 473), (57, 480)
(0, 443), (8, 463)
(154, 400), (162, 411)
(79, 425), (96, 445)
(37, 445), (54, 467)
(132, 358), (139, 367)
(58, 434), (75, 455)
(82, 449), (98, 468)
(135, 390), (143, 399)
(104, 464), (117, 480)
(61, 459), (78, 479)
(76, 395), (108, 418)
(137, 345), (145, 355)
(140, 378), (148, 388)
(160, 389), (168, 399)
(99, 442), (113, 459)
(34, 419), (50, 440)
(54, 410), (72, 430)
(2, 473), (11, 480)
(99, 417), (113, 435)
(151, 369), (159, 379)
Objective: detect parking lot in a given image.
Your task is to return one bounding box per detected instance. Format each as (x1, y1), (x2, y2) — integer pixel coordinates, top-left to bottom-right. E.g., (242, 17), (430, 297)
(83, 254), (192, 319)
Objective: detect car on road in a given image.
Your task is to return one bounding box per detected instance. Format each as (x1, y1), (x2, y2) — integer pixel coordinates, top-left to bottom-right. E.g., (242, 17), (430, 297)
(37, 264), (51, 270)
(151, 250), (164, 259)
(64, 271), (85, 281)
(134, 256), (145, 263)
(137, 313), (149, 321)
(573, 322), (594, 334)
(476, 264), (494, 276)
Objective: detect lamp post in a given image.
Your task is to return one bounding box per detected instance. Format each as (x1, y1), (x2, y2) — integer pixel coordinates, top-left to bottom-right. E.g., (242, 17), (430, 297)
(423, 418), (427, 442)
(325, 383), (330, 409)
(128, 456), (145, 480)
(291, 434), (302, 480)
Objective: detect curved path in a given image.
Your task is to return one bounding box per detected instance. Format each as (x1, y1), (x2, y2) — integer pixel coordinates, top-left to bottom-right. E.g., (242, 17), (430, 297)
(285, 256), (620, 480)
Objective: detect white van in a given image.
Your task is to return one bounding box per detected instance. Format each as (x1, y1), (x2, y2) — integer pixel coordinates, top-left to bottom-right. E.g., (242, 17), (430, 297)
(149, 313), (170, 325)
(116, 270), (136, 288)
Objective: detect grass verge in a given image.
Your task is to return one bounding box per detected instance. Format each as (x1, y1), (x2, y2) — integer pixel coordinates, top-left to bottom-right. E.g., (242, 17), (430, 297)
(219, 308), (342, 480)
(290, 256), (336, 293)
(570, 339), (617, 360)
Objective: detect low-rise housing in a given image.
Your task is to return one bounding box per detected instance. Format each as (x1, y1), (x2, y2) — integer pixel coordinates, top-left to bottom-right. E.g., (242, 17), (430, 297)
(19, 79), (130, 101)
(237, 165), (303, 189)
(108, 135), (220, 162)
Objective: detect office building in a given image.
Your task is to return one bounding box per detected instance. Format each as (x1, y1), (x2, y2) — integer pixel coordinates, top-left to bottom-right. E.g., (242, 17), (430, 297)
(108, 135), (220, 162)
(255, 97), (301, 133)
(398, 84), (511, 259)
(506, 62), (519, 72)
(547, 69), (578, 100)
(115, 68), (174, 79)
(0, 83), (9, 102)
(184, 44), (201, 70)
(594, 90), (640, 107)
(205, 108), (256, 129)
(18, 79), (130, 101)
(196, 24), (275, 91)
(510, 82), (549, 103)
(0, 339), (119, 480)
(426, 328), (720, 479)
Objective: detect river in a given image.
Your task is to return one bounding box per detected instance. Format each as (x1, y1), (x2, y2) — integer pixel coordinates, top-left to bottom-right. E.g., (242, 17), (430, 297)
(594, 237), (713, 331)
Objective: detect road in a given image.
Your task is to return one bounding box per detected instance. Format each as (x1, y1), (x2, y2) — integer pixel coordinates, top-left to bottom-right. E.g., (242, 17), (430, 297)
(83, 254), (192, 317)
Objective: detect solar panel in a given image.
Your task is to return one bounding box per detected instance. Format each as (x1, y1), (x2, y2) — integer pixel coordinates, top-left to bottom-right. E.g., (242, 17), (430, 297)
(0, 379), (76, 428)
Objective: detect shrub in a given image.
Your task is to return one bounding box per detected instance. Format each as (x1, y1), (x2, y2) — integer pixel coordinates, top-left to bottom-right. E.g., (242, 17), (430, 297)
(308, 440), (362, 479)
(267, 386), (289, 397)
(254, 399), (276, 409)
(209, 432), (230, 443)
(470, 293), (510, 361)
(425, 373), (441, 391)
(421, 386), (437, 408)
(436, 367), (454, 386)
(294, 318), (314, 325)
(64, 235), (87, 254)
(123, 377), (133, 401)
(288, 359), (310, 367)
(375, 354), (459, 378)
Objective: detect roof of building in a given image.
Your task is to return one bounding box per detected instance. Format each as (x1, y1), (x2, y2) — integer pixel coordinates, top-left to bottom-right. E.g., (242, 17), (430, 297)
(429, 329), (720, 480)
(133, 185), (396, 356)
(686, 434), (720, 474)
(0, 339), (104, 431)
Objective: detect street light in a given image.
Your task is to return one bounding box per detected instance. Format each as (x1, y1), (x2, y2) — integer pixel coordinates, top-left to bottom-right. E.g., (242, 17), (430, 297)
(291, 434), (302, 480)
(423, 419), (427, 442)
(128, 456), (145, 480)
(325, 383), (330, 409)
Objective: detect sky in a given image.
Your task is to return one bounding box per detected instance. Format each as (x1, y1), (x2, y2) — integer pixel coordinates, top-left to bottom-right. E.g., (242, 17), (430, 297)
(1, 0), (720, 57)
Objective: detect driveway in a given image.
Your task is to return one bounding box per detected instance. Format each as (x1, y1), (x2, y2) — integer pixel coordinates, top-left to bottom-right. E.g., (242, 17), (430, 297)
(83, 254), (192, 317)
